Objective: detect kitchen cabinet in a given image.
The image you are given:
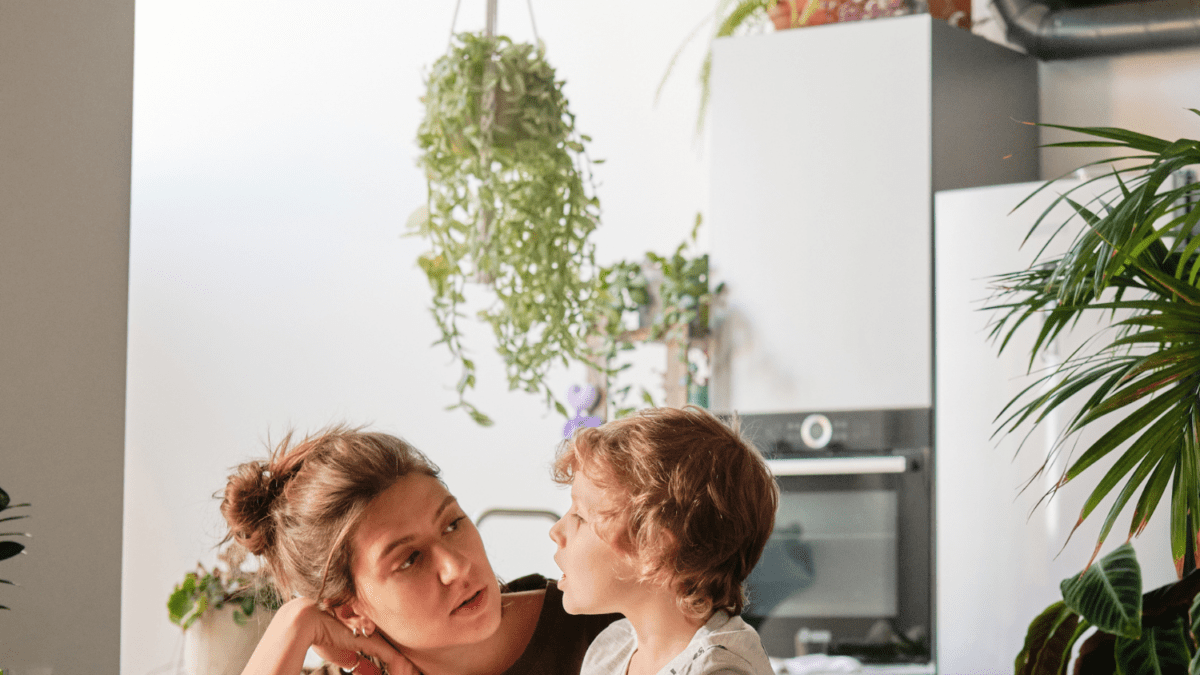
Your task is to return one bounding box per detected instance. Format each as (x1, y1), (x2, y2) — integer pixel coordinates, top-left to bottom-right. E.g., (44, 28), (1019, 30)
(708, 14), (1038, 413)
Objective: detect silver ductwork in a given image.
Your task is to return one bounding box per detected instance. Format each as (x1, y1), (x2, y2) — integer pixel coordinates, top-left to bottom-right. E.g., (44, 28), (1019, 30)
(990, 0), (1200, 59)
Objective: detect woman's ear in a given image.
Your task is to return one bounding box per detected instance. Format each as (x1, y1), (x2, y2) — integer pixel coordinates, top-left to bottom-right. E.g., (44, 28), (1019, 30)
(332, 599), (376, 637)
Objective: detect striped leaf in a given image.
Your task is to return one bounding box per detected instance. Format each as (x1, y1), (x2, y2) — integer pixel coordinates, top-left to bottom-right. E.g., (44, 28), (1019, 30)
(1061, 542), (1142, 638)
(1015, 601), (1086, 675)
(1114, 613), (1191, 675)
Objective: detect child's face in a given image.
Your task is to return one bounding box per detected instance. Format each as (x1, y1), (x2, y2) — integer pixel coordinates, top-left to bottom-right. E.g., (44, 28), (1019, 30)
(548, 467), (642, 615)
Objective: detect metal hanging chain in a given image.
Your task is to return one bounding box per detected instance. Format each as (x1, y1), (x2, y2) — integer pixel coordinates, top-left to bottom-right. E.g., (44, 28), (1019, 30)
(445, 0), (541, 48)
(526, 0), (541, 46)
(447, 0), (464, 48)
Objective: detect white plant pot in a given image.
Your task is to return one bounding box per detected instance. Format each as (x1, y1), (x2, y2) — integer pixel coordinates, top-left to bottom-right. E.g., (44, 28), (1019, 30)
(183, 604), (275, 675)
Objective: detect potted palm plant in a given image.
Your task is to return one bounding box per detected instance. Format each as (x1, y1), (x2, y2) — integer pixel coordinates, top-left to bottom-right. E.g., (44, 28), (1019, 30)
(989, 114), (1200, 673)
(0, 484), (29, 611)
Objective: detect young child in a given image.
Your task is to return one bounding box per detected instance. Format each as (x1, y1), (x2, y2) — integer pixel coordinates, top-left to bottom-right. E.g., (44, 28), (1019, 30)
(549, 405), (779, 675)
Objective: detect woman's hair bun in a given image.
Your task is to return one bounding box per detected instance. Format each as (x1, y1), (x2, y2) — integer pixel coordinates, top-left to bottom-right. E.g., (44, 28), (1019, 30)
(221, 459), (293, 556)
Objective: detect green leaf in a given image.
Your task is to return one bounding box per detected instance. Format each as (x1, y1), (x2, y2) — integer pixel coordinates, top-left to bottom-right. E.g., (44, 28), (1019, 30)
(1114, 613), (1191, 675)
(1129, 447), (1176, 539)
(405, 205), (430, 233)
(0, 541), (24, 562)
(167, 587), (195, 626)
(1061, 542), (1142, 638)
(179, 593), (208, 630)
(1014, 601), (1085, 675)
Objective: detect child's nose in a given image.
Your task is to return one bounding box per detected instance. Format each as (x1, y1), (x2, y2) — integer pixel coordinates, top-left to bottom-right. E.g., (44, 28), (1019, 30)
(548, 515), (566, 547)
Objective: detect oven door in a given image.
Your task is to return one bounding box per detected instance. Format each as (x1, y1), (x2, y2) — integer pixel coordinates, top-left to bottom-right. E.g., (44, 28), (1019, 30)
(745, 449), (932, 664)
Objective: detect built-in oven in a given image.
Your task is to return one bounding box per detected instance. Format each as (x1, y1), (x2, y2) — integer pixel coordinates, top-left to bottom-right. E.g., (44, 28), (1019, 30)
(734, 409), (933, 667)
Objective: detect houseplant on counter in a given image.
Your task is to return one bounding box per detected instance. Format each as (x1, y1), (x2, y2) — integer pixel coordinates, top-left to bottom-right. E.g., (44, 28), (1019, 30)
(988, 116), (1200, 673)
(589, 216), (722, 419)
(167, 542), (282, 675)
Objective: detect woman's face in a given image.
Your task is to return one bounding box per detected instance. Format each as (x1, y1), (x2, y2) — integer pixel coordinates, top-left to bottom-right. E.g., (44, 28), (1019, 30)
(344, 473), (502, 650)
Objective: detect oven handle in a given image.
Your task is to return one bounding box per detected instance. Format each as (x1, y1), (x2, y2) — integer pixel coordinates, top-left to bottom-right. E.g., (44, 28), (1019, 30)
(766, 456), (908, 476)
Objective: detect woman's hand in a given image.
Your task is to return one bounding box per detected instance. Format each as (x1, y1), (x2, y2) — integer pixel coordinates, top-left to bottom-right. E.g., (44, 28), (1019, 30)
(308, 608), (416, 675)
(240, 597), (415, 675)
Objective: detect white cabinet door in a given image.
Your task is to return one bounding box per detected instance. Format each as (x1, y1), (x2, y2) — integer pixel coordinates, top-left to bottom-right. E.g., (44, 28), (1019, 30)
(709, 16), (934, 413)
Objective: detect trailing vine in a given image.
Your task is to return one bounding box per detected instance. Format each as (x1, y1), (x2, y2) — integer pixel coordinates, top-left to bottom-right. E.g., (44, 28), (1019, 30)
(411, 33), (605, 425)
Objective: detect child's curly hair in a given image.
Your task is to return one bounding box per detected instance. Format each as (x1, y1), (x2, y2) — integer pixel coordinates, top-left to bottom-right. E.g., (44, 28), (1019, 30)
(552, 405), (778, 618)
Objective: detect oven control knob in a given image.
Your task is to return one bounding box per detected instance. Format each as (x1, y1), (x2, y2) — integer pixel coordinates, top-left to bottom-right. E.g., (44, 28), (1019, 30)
(800, 413), (833, 449)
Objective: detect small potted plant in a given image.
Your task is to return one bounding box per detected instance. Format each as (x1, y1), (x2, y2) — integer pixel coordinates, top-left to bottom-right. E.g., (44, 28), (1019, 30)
(589, 215), (723, 419)
(167, 543), (283, 675)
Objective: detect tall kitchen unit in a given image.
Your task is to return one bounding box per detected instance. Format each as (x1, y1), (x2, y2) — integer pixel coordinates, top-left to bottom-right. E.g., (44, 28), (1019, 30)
(707, 15), (1038, 671)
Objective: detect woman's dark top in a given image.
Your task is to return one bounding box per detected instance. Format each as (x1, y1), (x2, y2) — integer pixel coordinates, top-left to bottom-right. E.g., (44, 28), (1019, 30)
(500, 573), (622, 675)
(308, 573), (621, 675)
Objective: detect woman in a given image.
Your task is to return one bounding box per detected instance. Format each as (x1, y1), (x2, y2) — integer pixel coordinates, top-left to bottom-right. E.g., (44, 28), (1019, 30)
(221, 426), (617, 675)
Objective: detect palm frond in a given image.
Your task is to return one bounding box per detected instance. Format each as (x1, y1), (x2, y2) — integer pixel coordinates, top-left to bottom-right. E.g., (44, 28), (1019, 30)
(988, 120), (1200, 575)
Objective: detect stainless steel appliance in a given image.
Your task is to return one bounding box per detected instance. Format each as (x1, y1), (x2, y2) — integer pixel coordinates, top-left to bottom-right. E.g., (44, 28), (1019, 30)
(736, 409), (932, 665)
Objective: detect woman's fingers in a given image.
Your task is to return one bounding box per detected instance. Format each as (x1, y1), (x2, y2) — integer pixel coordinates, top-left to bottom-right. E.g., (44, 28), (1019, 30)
(361, 634), (418, 675)
(312, 627), (416, 675)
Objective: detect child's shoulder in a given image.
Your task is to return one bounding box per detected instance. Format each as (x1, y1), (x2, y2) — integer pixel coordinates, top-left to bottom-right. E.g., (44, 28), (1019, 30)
(581, 619), (637, 675)
(672, 613), (774, 675)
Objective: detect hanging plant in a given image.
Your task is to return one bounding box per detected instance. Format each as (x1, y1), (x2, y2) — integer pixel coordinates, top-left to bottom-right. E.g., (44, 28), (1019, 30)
(409, 32), (605, 426)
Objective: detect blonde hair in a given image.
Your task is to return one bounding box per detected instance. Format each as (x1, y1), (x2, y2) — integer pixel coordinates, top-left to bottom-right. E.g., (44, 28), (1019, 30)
(552, 406), (778, 618)
(220, 426), (439, 610)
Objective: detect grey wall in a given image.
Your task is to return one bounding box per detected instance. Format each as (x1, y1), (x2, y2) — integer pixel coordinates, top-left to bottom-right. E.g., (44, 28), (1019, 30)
(0, 1), (133, 672)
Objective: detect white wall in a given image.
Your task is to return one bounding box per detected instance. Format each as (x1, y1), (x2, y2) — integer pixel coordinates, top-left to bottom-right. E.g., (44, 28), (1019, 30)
(120, 3), (1200, 674)
(968, 0), (1200, 179)
(124, 2), (711, 674)
(0, 1), (133, 673)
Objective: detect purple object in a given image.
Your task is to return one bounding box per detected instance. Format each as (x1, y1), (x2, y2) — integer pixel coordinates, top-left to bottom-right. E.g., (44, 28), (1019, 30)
(563, 384), (603, 438)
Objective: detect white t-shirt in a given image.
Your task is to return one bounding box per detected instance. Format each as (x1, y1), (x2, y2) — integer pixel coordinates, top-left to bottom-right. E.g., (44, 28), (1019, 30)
(580, 612), (775, 675)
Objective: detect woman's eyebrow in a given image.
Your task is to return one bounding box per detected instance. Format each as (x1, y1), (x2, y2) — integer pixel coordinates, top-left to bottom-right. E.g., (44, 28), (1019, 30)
(377, 495), (458, 565)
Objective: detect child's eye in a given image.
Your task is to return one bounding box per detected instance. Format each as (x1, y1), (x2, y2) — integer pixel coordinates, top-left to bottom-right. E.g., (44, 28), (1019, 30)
(444, 516), (465, 534)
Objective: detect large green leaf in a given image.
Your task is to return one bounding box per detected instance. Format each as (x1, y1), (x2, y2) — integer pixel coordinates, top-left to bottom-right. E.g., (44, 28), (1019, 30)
(0, 541), (23, 562)
(1015, 601), (1086, 675)
(1114, 613), (1191, 675)
(1061, 542), (1143, 638)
